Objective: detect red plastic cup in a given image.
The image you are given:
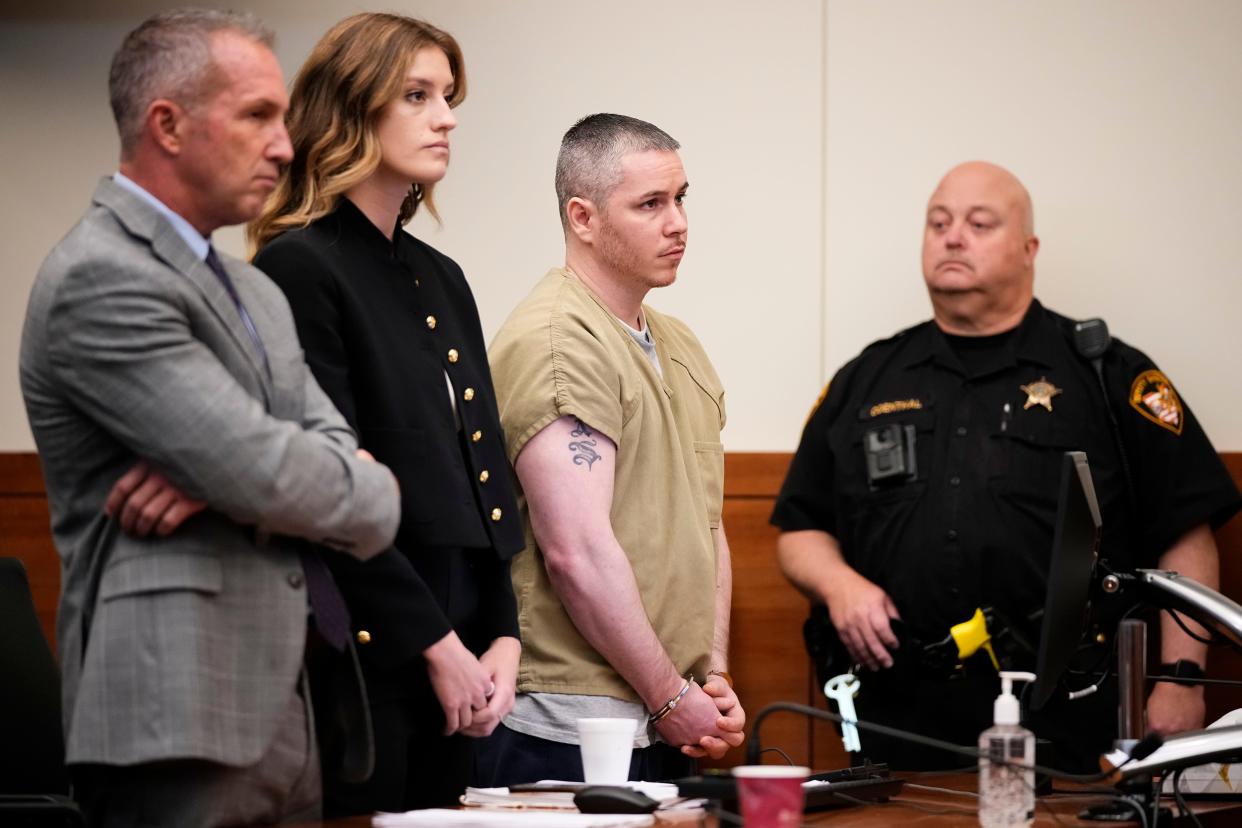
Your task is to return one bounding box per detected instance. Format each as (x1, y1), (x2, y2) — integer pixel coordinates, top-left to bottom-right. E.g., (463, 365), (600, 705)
(732, 765), (810, 828)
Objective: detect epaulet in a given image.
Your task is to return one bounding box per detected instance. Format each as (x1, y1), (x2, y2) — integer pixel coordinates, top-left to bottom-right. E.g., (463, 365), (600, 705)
(1045, 307), (1080, 339)
(806, 321), (927, 426)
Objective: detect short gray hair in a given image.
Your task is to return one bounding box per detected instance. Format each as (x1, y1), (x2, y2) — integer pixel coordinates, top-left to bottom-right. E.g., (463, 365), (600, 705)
(109, 8), (274, 156)
(554, 113), (680, 231)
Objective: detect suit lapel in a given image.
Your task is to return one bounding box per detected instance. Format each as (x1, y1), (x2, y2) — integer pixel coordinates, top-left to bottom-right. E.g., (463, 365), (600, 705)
(92, 178), (274, 405)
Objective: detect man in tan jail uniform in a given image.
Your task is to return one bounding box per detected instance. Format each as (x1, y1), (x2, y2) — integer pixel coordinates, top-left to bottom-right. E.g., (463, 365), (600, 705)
(479, 113), (746, 784)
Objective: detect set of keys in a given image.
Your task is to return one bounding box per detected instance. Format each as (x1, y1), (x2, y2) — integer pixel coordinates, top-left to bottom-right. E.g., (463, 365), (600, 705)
(823, 671), (862, 754)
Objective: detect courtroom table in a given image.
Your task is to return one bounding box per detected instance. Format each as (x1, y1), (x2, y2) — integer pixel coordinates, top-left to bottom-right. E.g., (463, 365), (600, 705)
(297, 772), (1242, 826)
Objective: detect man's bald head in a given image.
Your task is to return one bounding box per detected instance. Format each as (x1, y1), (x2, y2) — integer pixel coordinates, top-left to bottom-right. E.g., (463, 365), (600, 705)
(933, 161), (1035, 234)
(921, 161), (1040, 335)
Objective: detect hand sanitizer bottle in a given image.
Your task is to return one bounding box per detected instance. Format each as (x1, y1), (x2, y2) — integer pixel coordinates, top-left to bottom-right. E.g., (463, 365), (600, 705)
(978, 671), (1036, 827)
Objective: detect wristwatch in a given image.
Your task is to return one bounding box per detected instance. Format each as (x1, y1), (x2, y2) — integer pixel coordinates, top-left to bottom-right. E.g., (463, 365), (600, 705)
(1160, 660), (1205, 686)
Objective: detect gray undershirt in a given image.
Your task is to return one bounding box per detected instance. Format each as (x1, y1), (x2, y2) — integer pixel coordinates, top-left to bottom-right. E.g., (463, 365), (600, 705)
(505, 692), (655, 748)
(621, 317), (661, 377)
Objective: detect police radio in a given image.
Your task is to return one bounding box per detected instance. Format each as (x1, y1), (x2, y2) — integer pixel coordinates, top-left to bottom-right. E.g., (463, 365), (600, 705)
(1073, 317), (1136, 520)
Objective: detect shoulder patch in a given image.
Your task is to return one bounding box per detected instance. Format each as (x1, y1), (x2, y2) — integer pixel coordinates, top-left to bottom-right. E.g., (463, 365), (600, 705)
(1129, 369), (1183, 435)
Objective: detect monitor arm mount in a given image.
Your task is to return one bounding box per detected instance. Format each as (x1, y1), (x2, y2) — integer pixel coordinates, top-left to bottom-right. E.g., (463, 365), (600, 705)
(1093, 562), (1242, 780)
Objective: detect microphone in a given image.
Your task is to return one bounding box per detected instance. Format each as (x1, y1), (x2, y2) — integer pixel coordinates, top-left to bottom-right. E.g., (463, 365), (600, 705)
(745, 701), (978, 766)
(1130, 732), (1165, 761)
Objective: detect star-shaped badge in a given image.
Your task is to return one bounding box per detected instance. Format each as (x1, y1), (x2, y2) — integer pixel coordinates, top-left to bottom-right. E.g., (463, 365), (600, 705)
(1020, 377), (1062, 412)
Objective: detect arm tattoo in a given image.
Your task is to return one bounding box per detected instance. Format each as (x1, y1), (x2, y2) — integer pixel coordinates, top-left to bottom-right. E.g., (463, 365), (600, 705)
(568, 418), (601, 470)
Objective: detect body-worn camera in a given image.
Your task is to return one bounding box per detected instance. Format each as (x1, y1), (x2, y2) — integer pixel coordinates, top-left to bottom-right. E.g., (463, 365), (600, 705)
(864, 423), (917, 490)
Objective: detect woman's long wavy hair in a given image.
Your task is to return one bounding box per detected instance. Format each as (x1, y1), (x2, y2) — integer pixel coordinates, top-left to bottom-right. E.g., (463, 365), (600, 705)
(248, 13), (465, 254)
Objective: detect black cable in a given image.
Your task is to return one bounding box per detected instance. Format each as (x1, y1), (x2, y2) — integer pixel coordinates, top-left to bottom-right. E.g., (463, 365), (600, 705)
(1149, 673), (1242, 687)
(1166, 606), (1230, 646)
(759, 746), (796, 766)
(1055, 599), (1242, 712)
(904, 781), (978, 798)
(1012, 757), (1070, 827)
(747, 702), (975, 766)
(1078, 332), (1139, 531)
(1060, 602), (1144, 699)
(830, 789), (977, 817)
(1116, 794), (1151, 828)
(1035, 792), (1071, 827)
(1078, 793), (1151, 828)
(746, 702), (1140, 784)
(1059, 606), (1242, 700)
(910, 764), (977, 777)
(1171, 768), (1205, 828)
(911, 767), (1071, 819)
(933, 764), (1072, 827)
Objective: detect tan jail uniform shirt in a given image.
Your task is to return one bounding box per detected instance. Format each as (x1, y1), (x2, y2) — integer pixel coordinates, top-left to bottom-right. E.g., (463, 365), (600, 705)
(489, 268), (725, 703)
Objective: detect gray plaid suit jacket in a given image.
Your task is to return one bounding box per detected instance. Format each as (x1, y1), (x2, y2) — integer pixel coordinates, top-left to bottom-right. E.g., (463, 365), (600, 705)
(19, 177), (400, 768)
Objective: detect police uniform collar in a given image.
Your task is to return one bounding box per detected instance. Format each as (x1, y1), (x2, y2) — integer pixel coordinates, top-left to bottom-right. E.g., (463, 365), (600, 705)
(903, 299), (1056, 375)
(1011, 299), (1060, 367)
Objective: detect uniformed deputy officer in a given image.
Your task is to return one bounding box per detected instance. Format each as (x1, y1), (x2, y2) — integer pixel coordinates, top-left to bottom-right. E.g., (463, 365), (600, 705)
(772, 161), (1240, 772)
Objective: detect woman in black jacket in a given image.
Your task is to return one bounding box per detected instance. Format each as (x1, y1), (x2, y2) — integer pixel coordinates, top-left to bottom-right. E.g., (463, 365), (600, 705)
(249, 13), (523, 814)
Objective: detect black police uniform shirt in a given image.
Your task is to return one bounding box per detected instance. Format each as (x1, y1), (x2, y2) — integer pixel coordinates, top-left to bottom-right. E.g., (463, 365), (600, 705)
(254, 197), (524, 670)
(772, 299), (1240, 646)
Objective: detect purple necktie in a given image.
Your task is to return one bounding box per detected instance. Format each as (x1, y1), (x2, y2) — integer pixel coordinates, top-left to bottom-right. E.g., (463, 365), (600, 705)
(204, 246), (351, 651)
(205, 246), (270, 379)
(298, 548), (352, 652)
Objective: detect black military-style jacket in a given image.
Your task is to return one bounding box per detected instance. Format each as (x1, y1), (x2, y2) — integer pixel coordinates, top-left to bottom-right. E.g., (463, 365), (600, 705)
(255, 198), (523, 668)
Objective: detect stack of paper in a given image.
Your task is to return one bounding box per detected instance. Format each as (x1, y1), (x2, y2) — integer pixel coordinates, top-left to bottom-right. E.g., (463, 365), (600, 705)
(460, 781), (681, 811)
(371, 780), (702, 824)
(372, 811), (655, 827)
(1161, 709), (1242, 795)
(460, 787), (576, 810)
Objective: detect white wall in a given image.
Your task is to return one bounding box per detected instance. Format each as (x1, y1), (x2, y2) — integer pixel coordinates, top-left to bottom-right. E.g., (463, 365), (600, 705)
(824, 0), (1242, 448)
(2, 1), (1240, 453)
(0, 0), (824, 452)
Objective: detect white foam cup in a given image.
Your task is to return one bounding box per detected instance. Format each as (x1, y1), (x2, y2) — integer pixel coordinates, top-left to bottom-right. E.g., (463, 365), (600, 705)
(576, 717), (637, 784)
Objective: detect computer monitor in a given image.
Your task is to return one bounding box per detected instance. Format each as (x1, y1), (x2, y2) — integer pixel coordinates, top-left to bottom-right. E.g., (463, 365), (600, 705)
(1030, 451), (1103, 711)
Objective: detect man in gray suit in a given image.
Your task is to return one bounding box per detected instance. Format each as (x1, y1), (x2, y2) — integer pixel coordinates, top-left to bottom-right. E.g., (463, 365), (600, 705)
(19, 10), (400, 826)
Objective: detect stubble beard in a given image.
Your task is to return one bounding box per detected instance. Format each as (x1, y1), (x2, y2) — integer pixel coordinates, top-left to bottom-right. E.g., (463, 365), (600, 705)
(597, 226), (676, 293)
